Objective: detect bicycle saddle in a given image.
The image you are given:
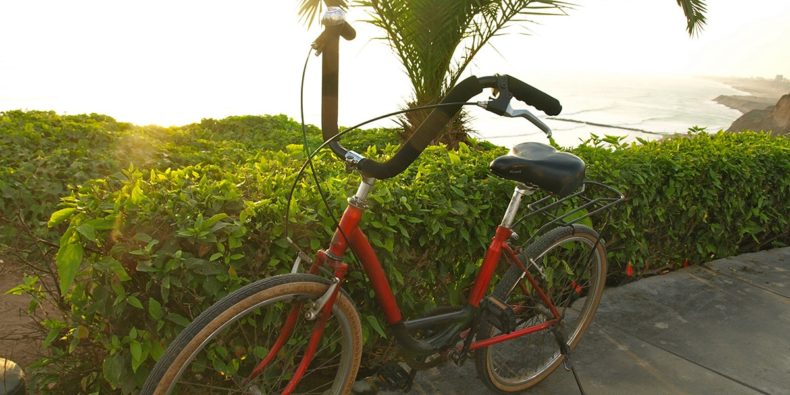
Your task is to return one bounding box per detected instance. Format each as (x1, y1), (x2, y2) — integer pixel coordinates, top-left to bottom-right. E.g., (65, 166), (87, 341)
(489, 142), (585, 196)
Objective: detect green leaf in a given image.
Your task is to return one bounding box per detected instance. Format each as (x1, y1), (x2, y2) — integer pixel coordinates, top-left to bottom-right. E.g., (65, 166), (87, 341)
(48, 207), (75, 228)
(149, 339), (166, 361)
(89, 216), (116, 230)
(365, 315), (387, 338)
(127, 296), (144, 309)
(130, 340), (143, 372)
(166, 313), (191, 328)
(102, 353), (124, 389)
(107, 258), (131, 281)
(148, 298), (163, 320)
(448, 151), (461, 165)
(44, 326), (61, 347)
(4, 275), (39, 295)
(383, 237), (394, 253)
(205, 213), (229, 227)
(130, 180), (145, 204)
(252, 346), (268, 359)
(76, 223), (97, 242)
(56, 235), (84, 293)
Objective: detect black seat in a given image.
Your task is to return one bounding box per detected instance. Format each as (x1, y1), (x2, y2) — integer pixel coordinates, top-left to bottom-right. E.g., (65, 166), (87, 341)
(489, 142), (585, 196)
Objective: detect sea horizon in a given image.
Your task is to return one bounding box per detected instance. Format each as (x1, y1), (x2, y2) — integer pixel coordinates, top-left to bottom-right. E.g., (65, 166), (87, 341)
(0, 72), (774, 149)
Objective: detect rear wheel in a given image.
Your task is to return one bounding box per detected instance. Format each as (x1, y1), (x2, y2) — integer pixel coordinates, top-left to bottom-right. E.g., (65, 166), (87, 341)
(475, 225), (607, 393)
(142, 273), (362, 394)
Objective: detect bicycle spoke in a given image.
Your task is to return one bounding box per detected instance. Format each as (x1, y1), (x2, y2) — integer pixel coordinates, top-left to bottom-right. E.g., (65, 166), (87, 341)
(476, 228), (606, 392)
(145, 277), (361, 394)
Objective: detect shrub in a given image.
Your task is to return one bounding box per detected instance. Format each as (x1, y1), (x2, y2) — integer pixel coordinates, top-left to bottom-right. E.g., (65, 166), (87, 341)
(574, 131), (789, 277)
(0, 111), (386, 266)
(0, 111), (136, 279)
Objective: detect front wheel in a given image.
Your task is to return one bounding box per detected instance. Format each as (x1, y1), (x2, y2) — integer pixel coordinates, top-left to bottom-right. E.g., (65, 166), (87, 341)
(475, 225), (607, 393)
(142, 273), (363, 394)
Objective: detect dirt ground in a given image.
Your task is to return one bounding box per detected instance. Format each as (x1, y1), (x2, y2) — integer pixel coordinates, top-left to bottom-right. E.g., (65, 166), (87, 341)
(0, 258), (45, 368)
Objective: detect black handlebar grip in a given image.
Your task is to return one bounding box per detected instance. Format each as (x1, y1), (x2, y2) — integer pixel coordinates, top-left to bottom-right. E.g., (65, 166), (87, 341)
(506, 76), (562, 116)
(357, 76), (483, 180)
(339, 22), (356, 41)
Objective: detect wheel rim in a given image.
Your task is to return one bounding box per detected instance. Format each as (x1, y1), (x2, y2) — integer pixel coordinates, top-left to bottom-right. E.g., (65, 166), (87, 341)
(161, 285), (356, 394)
(485, 234), (604, 390)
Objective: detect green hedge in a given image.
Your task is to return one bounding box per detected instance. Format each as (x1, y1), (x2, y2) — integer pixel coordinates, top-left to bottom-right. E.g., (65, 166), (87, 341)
(3, 111), (788, 393)
(0, 111), (129, 259)
(576, 131), (789, 276)
(0, 111), (392, 265)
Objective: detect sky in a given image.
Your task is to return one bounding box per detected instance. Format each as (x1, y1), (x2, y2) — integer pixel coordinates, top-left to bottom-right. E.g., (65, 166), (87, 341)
(1, 0), (789, 127)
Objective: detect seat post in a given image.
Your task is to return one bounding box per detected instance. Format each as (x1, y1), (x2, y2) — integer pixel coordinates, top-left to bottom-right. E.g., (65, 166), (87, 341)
(348, 177), (376, 209)
(500, 184), (535, 228)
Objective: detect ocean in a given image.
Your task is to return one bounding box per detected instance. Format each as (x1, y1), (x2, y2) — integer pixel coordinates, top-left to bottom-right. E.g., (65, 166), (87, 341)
(470, 74), (746, 148)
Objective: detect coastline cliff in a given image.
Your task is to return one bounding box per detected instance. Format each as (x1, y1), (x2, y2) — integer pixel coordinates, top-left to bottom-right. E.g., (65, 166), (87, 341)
(727, 94), (790, 135)
(713, 95), (776, 113)
(708, 76), (790, 135)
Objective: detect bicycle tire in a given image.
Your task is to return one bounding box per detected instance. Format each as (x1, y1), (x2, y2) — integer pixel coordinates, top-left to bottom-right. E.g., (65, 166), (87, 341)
(141, 273), (363, 395)
(475, 225), (607, 393)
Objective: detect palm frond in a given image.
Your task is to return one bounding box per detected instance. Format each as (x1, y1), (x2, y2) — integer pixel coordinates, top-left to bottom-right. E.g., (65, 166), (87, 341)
(359, 0), (481, 103)
(675, 0), (707, 36)
(452, 0), (569, 88)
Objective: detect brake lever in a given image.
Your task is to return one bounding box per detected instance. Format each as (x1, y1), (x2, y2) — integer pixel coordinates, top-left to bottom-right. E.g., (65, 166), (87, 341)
(477, 101), (553, 138)
(505, 105), (553, 138)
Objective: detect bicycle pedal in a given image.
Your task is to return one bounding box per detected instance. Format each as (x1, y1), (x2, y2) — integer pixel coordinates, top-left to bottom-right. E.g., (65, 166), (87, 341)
(450, 349), (471, 366)
(376, 362), (416, 392)
(481, 295), (516, 334)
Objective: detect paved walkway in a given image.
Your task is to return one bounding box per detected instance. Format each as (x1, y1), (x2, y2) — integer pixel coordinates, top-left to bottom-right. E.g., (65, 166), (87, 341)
(393, 248), (790, 395)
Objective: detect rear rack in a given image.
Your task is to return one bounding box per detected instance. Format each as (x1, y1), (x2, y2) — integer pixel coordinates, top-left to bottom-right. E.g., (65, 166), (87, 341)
(514, 181), (625, 244)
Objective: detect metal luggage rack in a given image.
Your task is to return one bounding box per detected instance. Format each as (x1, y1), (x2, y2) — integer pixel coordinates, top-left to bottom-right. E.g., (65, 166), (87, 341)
(514, 180), (625, 244)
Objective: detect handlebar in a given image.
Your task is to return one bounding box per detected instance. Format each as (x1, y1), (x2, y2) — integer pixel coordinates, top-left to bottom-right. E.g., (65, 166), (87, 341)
(504, 76), (561, 116)
(353, 75), (562, 180)
(356, 76), (484, 179)
(314, 7), (562, 180)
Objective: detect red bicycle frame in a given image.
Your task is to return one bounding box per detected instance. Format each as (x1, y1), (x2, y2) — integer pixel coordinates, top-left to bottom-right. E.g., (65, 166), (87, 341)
(320, 181), (562, 324)
(255, 179), (564, 393)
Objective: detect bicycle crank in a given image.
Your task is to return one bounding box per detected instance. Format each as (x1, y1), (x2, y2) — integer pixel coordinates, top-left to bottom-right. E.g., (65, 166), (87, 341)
(352, 362), (416, 393)
(481, 295), (517, 333)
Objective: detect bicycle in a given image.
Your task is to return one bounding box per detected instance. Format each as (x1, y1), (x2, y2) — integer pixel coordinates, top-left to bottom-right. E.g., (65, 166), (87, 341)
(142, 6), (623, 395)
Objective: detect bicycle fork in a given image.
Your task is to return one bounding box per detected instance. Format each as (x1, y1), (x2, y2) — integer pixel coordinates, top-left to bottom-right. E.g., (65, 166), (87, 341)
(244, 251), (349, 394)
(246, 179), (377, 393)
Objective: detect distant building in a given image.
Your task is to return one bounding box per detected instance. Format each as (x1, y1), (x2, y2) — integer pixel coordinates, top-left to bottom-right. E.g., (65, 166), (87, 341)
(777, 75), (786, 81)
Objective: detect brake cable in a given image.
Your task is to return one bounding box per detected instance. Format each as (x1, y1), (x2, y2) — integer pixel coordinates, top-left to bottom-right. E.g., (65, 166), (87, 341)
(297, 47), (343, 237)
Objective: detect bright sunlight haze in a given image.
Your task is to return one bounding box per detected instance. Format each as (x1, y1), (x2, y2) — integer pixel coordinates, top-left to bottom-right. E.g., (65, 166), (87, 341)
(1, 0), (788, 127)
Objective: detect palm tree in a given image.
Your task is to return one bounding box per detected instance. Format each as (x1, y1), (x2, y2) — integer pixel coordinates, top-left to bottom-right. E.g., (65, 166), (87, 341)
(361, 0), (579, 146)
(298, 0), (708, 145)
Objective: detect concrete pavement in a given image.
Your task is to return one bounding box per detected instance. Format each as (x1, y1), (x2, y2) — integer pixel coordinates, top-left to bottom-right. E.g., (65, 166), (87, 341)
(393, 248), (790, 395)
